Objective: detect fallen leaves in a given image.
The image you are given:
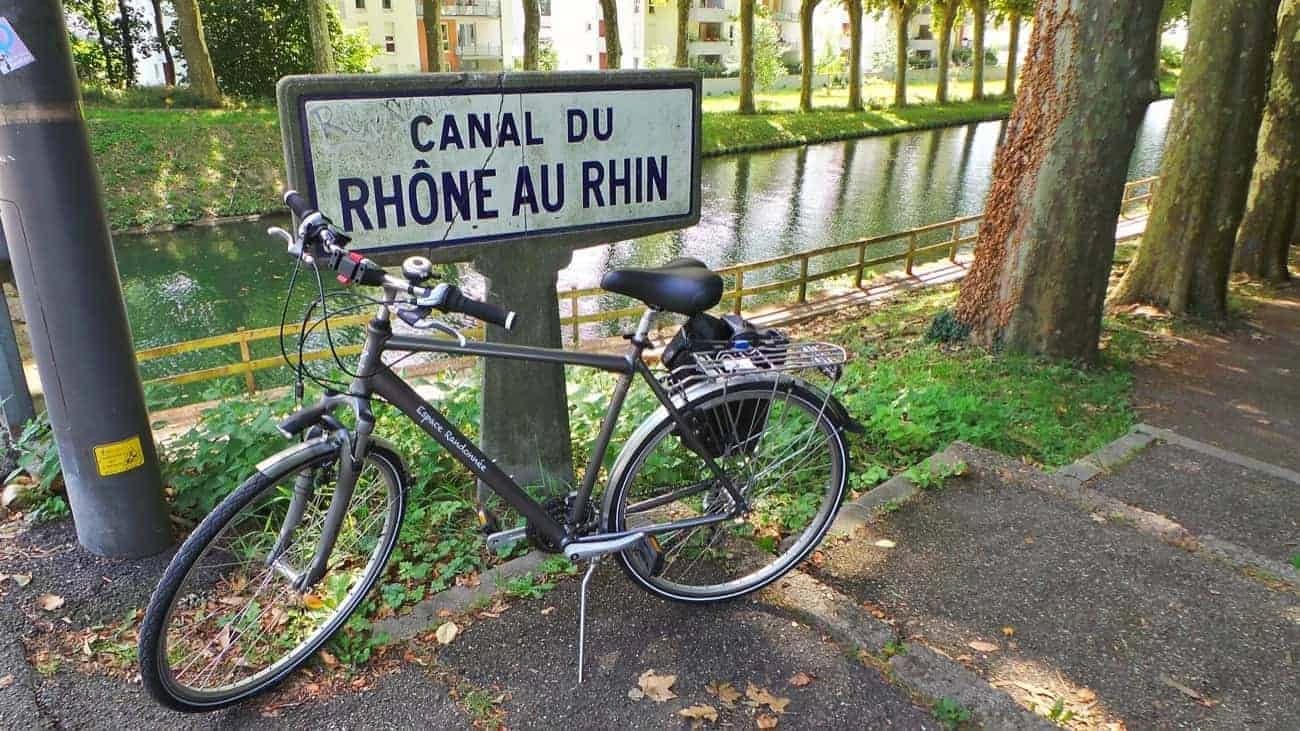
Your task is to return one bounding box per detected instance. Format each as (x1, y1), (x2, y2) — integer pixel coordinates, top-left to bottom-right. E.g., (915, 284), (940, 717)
(677, 704), (719, 722)
(0, 674), (13, 689)
(745, 682), (790, 713)
(756, 713), (780, 728)
(1159, 674), (1219, 708)
(789, 671), (815, 688)
(0, 573), (31, 588)
(635, 669), (677, 702)
(434, 621), (459, 645)
(967, 639), (999, 653)
(36, 594), (64, 612)
(1001, 626), (1016, 638)
(705, 680), (742, 707)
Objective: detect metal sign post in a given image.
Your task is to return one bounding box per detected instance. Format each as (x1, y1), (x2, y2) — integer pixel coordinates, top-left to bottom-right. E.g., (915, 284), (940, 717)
(0, 1), (171, 557)
(278, 70), (702, 488)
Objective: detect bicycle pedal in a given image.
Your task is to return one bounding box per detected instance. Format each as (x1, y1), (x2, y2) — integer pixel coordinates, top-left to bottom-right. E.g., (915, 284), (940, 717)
(476, 506), (500, 535)
(630, 534), (666, 577)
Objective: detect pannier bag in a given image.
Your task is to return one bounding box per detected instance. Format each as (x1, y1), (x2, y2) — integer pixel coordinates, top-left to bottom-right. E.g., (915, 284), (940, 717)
(662, 313), (790, 458)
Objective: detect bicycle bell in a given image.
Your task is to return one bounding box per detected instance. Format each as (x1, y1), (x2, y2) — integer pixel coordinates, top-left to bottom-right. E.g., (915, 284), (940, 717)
(401, 255), (433, 284)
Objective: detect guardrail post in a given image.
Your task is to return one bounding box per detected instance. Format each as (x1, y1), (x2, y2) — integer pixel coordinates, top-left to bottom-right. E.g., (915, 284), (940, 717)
(948, 222), (961, 261)
(854, 242), (866, 288)
(905, 232), (918, 275)
(733, 270), (744, 315)
(568, 289), (579, 345)
(798, 256), (809, 303)
(236, 328), (256, 393)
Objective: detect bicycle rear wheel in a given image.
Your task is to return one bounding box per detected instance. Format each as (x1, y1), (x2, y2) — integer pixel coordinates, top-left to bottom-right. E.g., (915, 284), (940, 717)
(138, 441), (405, 712)
(603, 378), (848, 603)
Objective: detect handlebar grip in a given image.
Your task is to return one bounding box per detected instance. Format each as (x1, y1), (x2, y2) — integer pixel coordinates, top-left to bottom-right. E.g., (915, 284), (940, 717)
(284, 190), (314, 220)
(443, 288), (516, 331)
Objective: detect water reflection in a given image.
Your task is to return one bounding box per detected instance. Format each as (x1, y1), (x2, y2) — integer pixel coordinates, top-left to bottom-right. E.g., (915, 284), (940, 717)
(114, 100), (1173, 349)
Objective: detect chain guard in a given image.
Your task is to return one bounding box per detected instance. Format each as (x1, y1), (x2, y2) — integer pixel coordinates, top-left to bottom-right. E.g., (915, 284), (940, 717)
(526, 494), (593, 553)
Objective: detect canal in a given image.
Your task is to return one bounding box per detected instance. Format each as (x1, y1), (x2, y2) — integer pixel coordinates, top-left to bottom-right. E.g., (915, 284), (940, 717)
(116, 100), (1172, 397)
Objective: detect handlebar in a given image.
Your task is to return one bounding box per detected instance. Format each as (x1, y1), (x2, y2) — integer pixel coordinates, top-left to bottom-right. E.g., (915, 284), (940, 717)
(278, 190), (516, 331)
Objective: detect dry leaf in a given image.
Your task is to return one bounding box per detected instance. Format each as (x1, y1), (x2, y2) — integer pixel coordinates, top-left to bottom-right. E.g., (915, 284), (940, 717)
(745, 682), (790, 713)
(627, 687), (644, 701)
(301, 593), (325, 610)
(706, 680), (742, 707)
(10, 574), (31, 588)
(873, 539), (896, 548)
(434, 622), (459, 645)
(541, 606), (556, 615)
(1077, 688), (1098, 703)
(318, 650), (339, 668)
(1159, 674), (1219, 708)
(678, 704), (719, 722)
(436, 608), (454, 618)
(968, 640), (999, 653)
(637, 669), (677, 702)
(0, 674), (13, 689)
(789, 672), (815, 688)
(1001, 626), (1016, 638)
(756, 713), (780, 729)
(36, 594), (64, 612)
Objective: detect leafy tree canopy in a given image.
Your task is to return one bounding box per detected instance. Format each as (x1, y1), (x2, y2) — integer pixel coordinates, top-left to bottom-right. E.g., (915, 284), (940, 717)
(752, 4), (787, 91)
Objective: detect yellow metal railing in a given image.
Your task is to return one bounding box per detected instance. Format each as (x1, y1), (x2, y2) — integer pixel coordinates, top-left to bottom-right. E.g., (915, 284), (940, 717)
(136, 177), (1157, 394)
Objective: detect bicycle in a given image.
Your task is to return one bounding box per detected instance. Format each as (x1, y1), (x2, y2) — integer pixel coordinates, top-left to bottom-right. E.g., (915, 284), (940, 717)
(138, 191), (859, 711)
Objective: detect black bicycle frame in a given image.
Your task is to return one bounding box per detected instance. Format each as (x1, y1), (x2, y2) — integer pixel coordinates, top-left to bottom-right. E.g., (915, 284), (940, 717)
(348, 317), (743, 551)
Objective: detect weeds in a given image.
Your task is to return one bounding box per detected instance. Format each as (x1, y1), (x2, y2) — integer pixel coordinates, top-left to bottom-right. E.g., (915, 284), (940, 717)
(932, 697), (973, 728)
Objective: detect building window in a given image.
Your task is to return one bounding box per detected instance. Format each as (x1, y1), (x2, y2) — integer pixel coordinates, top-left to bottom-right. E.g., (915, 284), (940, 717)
(648, 0), (655, 13)
(586, 54), (593, 63)
(355, 0), (365, 9)
(699, 22), (722, 41)
(441, 22), (451, 51)
(382, 0), (391, 8)
(384, 22), (396, 53)
(916, 24), (933, 40)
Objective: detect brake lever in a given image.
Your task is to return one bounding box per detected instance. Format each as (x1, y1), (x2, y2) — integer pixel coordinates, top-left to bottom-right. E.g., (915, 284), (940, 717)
(396, 306), (467, 346)
(268, 226), (313, 263)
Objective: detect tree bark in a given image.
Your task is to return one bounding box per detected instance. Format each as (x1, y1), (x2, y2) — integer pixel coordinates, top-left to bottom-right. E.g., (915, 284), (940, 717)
(90, 0), (118, 85)
(739, 0), (756, 113)
(676, 0), (690, 67)
(1234, 0), (1297, 282)
(171, 0), (221, 106)
(893, 3), (911, 106)
(116, 0), (136, 86)
(970, 0), (987, 100)
(599, 0), (621, 69)
(307, 0), (337, 73)
(522, 0), (539, 70)
(1004, 12), (1019, 97)
(149, 0), (175, 85)
(1113, 0), (1280, 318)
(846, 0), (864, 110)
(428, 0), (449, 70)
(935, 0), (960, 103)
(799, 0), (819, 111)
(954, 0), (1162, 362)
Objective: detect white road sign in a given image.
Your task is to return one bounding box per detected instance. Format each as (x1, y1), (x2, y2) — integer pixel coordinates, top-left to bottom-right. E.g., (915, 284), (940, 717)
(284, 76), (700, 253)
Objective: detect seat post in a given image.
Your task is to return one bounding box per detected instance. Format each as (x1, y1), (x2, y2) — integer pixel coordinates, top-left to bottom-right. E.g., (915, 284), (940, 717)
(632, 308), (658, 345)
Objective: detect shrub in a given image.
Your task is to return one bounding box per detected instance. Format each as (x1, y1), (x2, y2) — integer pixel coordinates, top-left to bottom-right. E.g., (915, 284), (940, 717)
(1160, 44), (1184, 69)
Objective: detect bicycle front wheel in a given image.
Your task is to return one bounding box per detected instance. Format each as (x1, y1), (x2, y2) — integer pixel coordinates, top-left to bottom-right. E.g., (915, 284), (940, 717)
(139, 441), (406, 712)
(604, 378), (849, 603)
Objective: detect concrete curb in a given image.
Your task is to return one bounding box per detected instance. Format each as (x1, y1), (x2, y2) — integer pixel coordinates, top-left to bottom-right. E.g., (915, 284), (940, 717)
(372, 550), (549, 641)
(1039, 427), (1299, 593)
(828, 444), (966, 538)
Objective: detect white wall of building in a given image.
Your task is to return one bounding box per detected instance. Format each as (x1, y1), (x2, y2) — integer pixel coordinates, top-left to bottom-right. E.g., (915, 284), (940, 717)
(337, 0), (423, 74)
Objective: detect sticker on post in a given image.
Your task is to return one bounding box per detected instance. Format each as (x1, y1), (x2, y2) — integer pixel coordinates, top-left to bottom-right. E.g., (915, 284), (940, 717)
(93, 435), (146, 477)
(0, 18), (36, 75)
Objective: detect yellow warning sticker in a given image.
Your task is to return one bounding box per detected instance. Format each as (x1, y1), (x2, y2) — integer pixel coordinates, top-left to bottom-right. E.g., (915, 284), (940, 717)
(93, 435), (145, 477)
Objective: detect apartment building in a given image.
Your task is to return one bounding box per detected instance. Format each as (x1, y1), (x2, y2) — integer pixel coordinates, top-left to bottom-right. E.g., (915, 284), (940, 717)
(545, 1), (647, 70)
(336, 0), (424, 73)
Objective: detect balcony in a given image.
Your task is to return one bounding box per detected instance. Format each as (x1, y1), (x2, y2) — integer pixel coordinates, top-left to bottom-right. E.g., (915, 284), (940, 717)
(773, 10), (798, 23)
(442, 1), (500, 17)
(456, 42), (502, 58)
(693, 1), (729, 22)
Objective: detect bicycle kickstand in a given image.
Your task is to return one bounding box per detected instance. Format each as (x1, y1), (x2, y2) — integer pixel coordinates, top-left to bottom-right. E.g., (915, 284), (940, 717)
(576, 557), (599, 685)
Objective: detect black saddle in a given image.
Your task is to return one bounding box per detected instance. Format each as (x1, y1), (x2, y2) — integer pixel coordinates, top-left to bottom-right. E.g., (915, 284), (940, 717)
(600, 258), (723, 316)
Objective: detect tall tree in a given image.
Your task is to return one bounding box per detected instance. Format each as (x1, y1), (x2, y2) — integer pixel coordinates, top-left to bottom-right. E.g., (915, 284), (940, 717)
(993, 0), (1033, 97)
(799, 0), (821, 111)
(115, 0), (137, 85)
(1234, 0), (1298, 282)
(739, 0), (756, 113)
(86, 0), (119, 85)
(934, 0), (961, 103)
(424, 0), (443, 71)
(953, 0), (1161, 361)
(675, 0), (690, 67)
(1113, 0), (1280, 318)
(523, 0), (539, 70)
(307, 0), (337, 73)
(599, 0), (621, 69)
(845, 0), (864, 110)
(149, 0), (175, 85)
(966, 0), (988, 99)
(172, 0), (220, 105)
(866, 0), (917, 106)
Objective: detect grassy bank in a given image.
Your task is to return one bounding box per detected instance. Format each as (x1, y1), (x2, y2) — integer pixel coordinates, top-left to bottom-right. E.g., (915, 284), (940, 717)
(88, 94), (1012, 232)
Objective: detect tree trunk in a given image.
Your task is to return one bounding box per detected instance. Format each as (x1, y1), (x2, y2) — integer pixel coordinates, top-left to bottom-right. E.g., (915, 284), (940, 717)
(149, 0), (175, 86)
(893, 4), (910, 106)
(953, 0), (1162, 362)
(522, 0), (539, 70)
(935, 0), (960, 103)
(676, 0), (690, 67)
(970, 0), (987, 100)
(846, 0), (863, 111)
(1004, 13), (1020, 97)
(171, 0), (221, 106)
(428, 0), (449, 70)
(307, 0), (337, 73)
(90, 0), (118, 85)
(1150, 22), (1163, 98)
(599, 0), (621, 69)
(1113, 0), (1280, 318)
(1234, 0), (1298, 282)
(799, 0), (819, 111)
(116, 0), (136, 86)
(739, 0), (756, 113)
